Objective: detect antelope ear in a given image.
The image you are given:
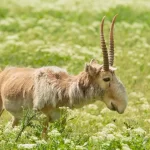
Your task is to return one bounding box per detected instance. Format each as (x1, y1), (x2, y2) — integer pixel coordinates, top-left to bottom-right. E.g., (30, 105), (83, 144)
(90, 59), (98, 64)
(85, 63), (96, 76)
(85, 63), (89, 72)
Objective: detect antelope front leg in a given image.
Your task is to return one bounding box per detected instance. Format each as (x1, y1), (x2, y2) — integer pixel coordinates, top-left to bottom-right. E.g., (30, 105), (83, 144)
(42, 115), (52, 139)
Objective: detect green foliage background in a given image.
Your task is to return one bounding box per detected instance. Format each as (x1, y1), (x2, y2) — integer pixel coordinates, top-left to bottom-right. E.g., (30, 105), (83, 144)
(0, 0), (150, 149)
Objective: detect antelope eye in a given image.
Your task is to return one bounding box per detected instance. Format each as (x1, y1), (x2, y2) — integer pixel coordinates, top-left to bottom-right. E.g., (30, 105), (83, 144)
(103, 77), (110, 82)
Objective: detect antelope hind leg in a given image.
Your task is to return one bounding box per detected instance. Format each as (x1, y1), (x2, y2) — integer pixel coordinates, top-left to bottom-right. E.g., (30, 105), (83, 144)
(12, 117), (20, 127)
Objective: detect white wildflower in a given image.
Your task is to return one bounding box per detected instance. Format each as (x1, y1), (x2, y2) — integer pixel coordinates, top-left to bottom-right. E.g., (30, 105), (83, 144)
(141, 103), (150, 111)
(103, 123), (116, 133)
(101, 108), (111, 114)
(81, 120), (90, 126)
(106, 123), (117, 129)
(6, 35), (19, 41)
(12, 126), (21, 132)
(122, 144), (131, 150)
(114, 133), (124, 139)
(127, 106), (138, 113)
(21, 131), (28, 138)
(144, 119), (150, 123)
(127, 51), (134, 55)
(129, 92), (144, 98)
(30, 136), (38, 142)
(64, 138), (75, 147)
(36, 139), (47, 145)
(106, 134), (115, 140)
(74, 44), (82, 49)
(86, 104), (98, 111)
(3, 126), (12, 135)
(18, 144), (36, 149)
(64, 138), (71, 144)
(48, 129), (61, 137)
(79, 35), (86, 40)
(89, 136), (100, 143)
(75, 145), (86, 150)
(133, 127), (146, 136)
(4, 121), (12, 129)
(95, 131), (108, 140)
(139, 97), (147, 102)
(122, 137), (132, 142)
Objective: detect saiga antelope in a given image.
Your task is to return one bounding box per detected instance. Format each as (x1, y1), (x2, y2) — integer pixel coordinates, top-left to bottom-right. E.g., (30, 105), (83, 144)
(0, 15), (127, 135)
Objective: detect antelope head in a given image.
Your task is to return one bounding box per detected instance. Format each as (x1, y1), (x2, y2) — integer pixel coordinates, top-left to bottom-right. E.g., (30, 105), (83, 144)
(85, 15), (127, 114)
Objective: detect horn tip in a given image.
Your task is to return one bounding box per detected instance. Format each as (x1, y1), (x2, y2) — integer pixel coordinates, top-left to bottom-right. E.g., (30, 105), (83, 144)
(113, 14), (118, 20)
(101, 16), (106, 27)
(102, 16), (106, 19)
(101, 16), (106, 22)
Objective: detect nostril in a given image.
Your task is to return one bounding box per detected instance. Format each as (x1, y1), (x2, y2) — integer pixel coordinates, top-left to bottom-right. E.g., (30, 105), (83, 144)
(111, 102), (116, 111)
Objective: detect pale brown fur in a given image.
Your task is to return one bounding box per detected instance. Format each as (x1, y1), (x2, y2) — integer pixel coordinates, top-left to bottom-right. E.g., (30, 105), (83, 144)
(0, 61), (127, 137)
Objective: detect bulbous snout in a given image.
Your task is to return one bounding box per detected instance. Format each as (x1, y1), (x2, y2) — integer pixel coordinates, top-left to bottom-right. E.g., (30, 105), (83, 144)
(104, 94), (128, 114)
(102, 74), (128, 114)
(110, 101), (127, 114)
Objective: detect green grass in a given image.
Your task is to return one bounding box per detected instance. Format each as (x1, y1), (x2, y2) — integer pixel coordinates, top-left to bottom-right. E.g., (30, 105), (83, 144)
(0, 0), (150, 149)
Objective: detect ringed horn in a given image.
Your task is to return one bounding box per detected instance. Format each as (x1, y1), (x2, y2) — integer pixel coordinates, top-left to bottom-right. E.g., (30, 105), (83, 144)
(100, 14), (118, 70)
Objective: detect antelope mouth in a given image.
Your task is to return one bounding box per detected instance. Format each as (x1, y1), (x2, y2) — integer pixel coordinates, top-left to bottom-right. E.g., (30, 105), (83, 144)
(111, 102), (117, 111)
(111, 102), (124, 114)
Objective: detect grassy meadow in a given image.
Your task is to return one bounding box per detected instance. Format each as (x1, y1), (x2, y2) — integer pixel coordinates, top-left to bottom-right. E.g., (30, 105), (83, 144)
(0, 0), (150, 149)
